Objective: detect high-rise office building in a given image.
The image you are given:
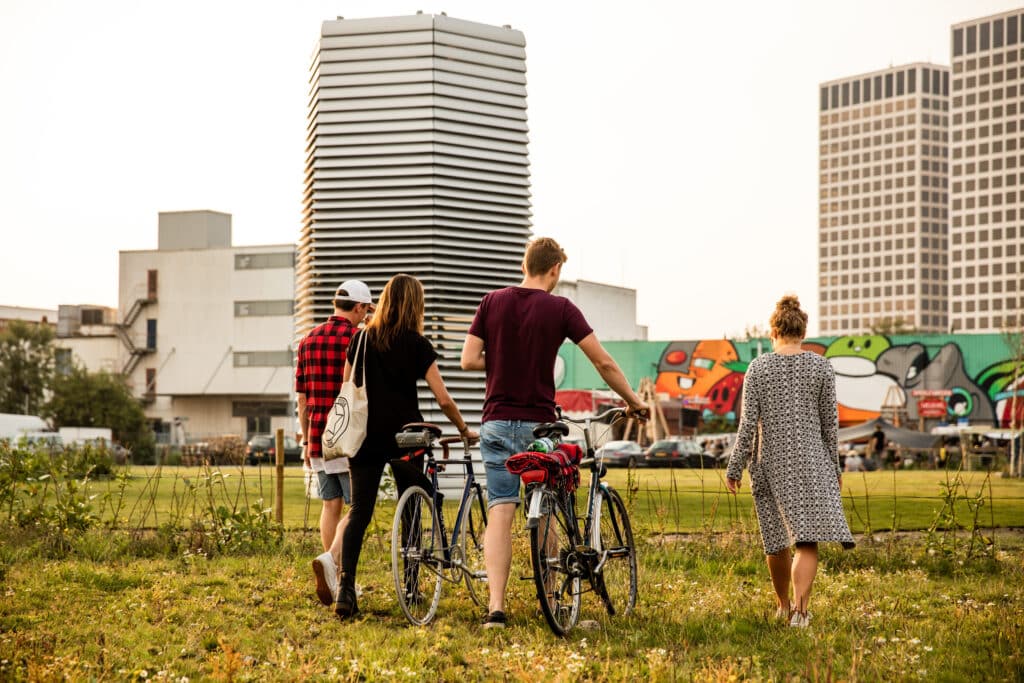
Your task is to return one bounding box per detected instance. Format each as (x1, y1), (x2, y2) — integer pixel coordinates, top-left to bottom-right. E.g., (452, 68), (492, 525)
(949, 9), (1024, 333)
(297, 14), (531, 425)
(818, 64), (950, 334)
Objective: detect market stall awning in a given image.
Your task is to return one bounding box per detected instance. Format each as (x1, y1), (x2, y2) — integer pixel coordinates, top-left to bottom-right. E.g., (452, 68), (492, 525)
(838, 417), (941, 450)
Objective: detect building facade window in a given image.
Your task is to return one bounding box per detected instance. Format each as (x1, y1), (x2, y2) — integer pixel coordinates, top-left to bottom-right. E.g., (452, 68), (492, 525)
(234, 351), (293, 367)
(234, 300), (295, 317)
(234, 252), (294, 270)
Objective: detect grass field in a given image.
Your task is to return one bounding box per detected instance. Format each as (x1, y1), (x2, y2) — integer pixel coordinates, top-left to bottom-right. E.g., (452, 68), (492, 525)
(1, 530), (1021, 681)
(2, 462), (1023, 680)
(78, 464), (1024, 534)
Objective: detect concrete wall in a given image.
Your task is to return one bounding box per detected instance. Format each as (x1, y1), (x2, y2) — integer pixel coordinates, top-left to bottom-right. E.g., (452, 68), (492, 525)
(59, 335), (122, 374)
(157, 211), (232, 251)
(554, 280), (647, 341)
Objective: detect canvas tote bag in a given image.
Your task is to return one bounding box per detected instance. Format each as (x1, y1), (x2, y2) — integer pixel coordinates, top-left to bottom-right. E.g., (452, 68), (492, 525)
(321, 331), (369, 460)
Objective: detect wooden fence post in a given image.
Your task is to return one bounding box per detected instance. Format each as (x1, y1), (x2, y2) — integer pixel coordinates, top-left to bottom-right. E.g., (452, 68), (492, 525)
(275, 428), (284, 524)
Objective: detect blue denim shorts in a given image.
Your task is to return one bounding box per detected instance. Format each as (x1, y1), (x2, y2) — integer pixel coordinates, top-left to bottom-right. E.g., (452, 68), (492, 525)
(479, 420), (540, 509)
(316, 471), (352, 504)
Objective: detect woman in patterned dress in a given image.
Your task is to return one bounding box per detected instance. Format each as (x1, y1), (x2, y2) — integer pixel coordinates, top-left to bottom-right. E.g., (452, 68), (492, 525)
(726, 295), (855, 628)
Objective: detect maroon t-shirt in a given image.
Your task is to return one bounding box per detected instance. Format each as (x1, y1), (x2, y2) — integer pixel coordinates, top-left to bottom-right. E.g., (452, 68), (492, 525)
(468, 287), (593, 423)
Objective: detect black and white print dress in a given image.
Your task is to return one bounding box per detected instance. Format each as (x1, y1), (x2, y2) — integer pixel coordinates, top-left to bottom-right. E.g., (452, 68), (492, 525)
(726, 352), (855, 555)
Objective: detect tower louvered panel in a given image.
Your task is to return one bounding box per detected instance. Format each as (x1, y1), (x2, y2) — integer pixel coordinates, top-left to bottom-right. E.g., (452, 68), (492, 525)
(297, 14), (531, 428)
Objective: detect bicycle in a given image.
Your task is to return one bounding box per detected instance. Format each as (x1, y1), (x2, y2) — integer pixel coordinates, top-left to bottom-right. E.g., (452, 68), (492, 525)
(390, 422), (488, 625)
(507, 406), (641, 636)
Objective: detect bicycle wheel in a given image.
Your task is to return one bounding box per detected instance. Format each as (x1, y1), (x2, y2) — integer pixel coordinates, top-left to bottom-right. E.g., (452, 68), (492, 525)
(594, 485), (637, 617)
(529, 487), (582, 636)
(391, 486), (443, 625)
(457, 483), (488, 607)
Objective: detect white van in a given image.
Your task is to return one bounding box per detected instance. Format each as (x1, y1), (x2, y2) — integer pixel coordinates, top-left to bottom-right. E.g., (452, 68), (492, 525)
(0, 413), (49, 442)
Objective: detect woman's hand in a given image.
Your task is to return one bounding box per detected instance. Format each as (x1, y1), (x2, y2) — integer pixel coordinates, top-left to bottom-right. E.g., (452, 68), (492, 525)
(726, 477), (741, 494)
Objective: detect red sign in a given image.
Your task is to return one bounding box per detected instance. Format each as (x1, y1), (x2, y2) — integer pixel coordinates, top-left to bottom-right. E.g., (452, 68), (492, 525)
(916, 398), (948, 418)
(911, 389), (953, 397)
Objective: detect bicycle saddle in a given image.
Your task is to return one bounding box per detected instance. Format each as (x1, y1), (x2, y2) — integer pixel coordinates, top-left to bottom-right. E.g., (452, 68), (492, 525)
(395, 422), (443, 450)
(532, 422), (570, 439)
(401, 422), (443, 438)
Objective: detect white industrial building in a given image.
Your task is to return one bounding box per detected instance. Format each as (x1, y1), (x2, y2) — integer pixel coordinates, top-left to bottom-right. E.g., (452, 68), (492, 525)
(0, 305), (57, 333)
(554, 280), (647, 341)
(59, 211), (296, 444)
(55, 305), (120, 374)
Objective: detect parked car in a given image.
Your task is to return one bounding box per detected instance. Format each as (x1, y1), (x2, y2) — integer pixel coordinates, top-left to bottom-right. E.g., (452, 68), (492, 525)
(246, 434), (302, 465)
(595, 440), (645, 468)
(644, 439), (718, 468)
(644, 439), (686, 467)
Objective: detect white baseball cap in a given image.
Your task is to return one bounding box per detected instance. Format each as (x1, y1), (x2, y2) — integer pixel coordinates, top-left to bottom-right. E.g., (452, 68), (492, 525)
(335, 280), (373, 304)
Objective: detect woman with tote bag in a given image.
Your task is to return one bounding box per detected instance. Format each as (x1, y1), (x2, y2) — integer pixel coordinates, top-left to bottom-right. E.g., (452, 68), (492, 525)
(331, 273), (478, 619)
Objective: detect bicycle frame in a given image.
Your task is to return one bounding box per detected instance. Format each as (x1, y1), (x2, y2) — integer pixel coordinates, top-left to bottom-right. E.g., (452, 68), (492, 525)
(524, 409), (624, 558)
(416, 439), (484, 572)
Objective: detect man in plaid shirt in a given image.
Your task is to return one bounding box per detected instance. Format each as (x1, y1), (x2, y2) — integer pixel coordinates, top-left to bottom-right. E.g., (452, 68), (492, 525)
(296, 279), (374, 607)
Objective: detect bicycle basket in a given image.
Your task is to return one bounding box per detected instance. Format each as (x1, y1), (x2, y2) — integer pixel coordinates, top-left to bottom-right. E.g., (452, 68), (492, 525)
(505, 443), (584, 492)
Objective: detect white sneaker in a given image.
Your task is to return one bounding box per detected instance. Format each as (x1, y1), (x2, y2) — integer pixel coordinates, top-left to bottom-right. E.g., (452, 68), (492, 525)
(313, 552), (339, 606)
(789, 611), (811, 628)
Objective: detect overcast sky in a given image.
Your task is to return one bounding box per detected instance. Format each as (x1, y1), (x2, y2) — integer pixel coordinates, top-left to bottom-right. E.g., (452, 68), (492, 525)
(1, 0), (1020, 339)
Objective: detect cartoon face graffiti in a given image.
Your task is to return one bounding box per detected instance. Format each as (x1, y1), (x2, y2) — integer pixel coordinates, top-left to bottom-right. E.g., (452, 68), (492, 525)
(977, 358), (1024, 427)
(876, 342), (994, 422)
(824, 335), (901, 422)
(656, 340), (741, 416)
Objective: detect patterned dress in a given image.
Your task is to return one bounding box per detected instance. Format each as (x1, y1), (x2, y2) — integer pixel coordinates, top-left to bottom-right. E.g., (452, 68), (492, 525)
(726, 352), (855, 554)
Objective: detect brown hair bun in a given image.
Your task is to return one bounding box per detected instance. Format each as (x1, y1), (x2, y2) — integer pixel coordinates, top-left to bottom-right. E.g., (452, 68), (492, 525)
(770, 294), (808, 340)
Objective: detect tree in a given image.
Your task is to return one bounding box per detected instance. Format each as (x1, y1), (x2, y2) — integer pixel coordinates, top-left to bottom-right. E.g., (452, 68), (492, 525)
(0, 320), (56, 415)
(44, 366), (154, 457)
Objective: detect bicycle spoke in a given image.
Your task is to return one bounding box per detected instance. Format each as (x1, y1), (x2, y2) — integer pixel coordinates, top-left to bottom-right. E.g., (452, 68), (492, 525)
(391, 487), (443, 625)
(530, 489), (581, 636)
(595, 486), (638, 617)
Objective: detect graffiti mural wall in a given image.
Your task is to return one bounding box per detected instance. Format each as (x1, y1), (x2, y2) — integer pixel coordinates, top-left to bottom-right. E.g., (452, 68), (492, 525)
(556, 334), (1024, 428)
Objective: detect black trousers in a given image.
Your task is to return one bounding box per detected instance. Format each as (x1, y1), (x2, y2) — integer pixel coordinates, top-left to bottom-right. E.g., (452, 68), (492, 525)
(339, 451), (432, 578)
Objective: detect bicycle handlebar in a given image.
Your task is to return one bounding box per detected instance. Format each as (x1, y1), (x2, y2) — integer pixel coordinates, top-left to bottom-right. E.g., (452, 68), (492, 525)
(555, 406), (643, 425)
(438, 435), (478, 460)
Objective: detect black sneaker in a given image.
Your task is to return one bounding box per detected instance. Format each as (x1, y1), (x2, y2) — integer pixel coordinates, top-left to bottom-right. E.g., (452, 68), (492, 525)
(482, 610), (507, 629)
(334, 574), (359, 620)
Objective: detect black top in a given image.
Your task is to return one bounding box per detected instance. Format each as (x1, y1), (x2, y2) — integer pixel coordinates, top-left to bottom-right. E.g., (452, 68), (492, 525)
(350, 329), (438, 459)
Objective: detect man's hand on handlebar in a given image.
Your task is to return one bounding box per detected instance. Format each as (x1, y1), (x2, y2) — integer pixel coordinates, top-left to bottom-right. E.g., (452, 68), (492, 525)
(627, 405), (650, 421)
(460, 429), (480, 448)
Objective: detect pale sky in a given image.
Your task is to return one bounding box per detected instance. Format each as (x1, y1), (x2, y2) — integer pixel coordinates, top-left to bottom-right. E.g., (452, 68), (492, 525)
(1, 0), (1020, 339)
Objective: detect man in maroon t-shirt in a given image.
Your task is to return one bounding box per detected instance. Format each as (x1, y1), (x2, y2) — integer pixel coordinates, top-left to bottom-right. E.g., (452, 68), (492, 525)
(461, 237), (646, 628)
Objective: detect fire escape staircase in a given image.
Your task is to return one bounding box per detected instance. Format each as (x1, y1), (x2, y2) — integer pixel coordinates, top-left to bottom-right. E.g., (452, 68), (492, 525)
(116, 296), (157, 377)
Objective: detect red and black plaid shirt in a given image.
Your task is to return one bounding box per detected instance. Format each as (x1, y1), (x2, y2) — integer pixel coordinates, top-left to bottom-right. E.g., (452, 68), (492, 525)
(295, 316), (355, 459)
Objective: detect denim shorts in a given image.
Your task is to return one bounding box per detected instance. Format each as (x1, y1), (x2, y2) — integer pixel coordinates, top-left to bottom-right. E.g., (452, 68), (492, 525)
(316, 471), (352, 504)
(479, 420), (540, 509)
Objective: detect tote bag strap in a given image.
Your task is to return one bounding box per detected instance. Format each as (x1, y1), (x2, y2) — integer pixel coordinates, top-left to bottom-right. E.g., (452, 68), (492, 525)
(349, 329), (368, 388)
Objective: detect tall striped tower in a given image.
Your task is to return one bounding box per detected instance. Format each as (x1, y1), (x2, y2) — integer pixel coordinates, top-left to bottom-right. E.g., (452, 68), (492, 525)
(297, 14), (531, 427)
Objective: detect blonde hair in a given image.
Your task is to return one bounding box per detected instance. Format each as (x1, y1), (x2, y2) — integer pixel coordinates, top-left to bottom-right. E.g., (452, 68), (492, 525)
(770, 294), (808, 340)
(524, 237), (568, 277)
(364, 274), (424, 351)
